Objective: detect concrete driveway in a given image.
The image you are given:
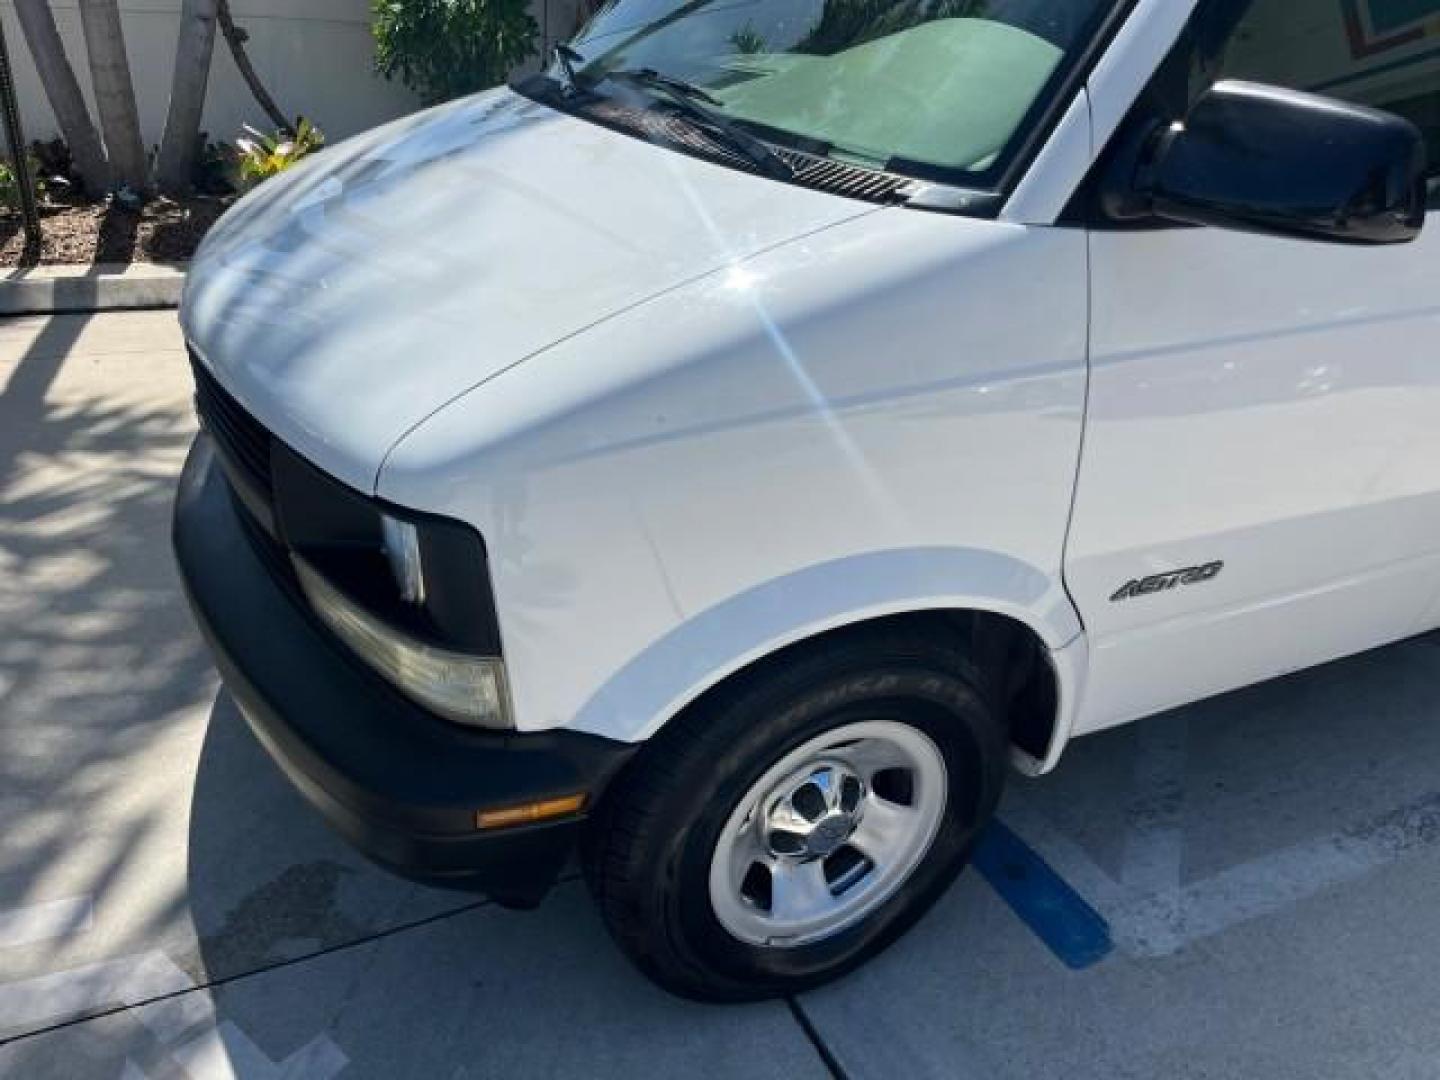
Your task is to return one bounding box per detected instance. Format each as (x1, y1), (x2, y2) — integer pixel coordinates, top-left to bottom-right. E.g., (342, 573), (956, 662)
(3, 311), (1440, 1079)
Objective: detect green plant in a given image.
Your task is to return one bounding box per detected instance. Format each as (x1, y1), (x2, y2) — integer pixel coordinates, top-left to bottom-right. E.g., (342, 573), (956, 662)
(31, 138), (76, 189)
(372, 0), (538, 106)
(730, 24), (768, 54)
(192, 134), (239, 196)
(235, 118), (324, 189)
(0, 155), (47, 212)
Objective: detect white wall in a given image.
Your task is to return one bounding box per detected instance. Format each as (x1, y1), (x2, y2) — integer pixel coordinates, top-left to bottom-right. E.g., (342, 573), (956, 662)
(0, 0), (585, 152)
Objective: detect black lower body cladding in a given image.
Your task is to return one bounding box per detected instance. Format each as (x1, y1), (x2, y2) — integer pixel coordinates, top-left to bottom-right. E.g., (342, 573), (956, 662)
(172, 434), (636, 907)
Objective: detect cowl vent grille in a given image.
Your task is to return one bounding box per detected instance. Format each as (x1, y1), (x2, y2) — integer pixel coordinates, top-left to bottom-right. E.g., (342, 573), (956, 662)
(775, 148), (912, 203)
(583, 99), (913, 206)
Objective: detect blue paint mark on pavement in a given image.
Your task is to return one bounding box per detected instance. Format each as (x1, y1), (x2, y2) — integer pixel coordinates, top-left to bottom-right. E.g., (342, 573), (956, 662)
(973, 819), (1113, 970)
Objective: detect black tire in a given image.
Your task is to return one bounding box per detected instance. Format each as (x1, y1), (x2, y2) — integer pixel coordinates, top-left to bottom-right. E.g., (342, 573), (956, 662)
(582, 621), (1009, 1002)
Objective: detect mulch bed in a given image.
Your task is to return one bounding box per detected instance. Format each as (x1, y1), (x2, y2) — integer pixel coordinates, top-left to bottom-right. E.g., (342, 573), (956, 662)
(0, 196), (235, 268)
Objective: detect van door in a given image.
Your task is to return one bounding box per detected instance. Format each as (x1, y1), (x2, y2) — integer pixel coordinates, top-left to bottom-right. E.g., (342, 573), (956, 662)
(1066, 0), (1440, 733)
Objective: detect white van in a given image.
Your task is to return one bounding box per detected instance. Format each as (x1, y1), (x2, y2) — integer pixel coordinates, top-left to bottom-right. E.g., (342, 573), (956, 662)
(174, 0), (1439, 999)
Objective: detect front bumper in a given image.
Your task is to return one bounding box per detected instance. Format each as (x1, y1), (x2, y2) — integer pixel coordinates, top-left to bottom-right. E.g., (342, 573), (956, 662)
(173, 434), (636, 907)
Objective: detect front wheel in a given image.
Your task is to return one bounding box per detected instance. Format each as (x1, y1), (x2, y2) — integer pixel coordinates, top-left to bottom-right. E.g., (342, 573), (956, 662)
(583, 625), (1008, 1001)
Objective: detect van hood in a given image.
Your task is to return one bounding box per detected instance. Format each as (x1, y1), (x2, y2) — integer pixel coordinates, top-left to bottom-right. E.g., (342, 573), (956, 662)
(181, 87), (870, 493)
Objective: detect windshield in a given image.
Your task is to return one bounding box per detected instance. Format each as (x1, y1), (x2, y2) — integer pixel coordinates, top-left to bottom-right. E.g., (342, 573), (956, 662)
(559, 0), (1116, 186)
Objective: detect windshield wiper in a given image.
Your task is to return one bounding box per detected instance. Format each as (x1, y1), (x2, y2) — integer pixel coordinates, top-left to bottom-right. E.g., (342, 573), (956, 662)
(604, 67), (793, 180)
(609, 66), (724, 107)
(553, 43), (586, 95)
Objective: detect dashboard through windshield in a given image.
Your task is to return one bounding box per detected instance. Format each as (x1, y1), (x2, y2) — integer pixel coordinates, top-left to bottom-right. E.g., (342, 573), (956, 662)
(551, 0), (1120, 190)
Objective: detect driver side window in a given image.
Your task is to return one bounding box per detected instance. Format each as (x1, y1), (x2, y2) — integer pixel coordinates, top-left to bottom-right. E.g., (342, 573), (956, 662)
(1198, 0), (1440, 195)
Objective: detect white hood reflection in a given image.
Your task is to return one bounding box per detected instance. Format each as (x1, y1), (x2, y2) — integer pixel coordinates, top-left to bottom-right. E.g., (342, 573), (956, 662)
(182, 87), (868, 492)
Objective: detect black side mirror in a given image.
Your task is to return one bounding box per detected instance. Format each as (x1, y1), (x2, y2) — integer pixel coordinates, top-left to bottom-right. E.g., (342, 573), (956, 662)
(1105, 80), (1427, 244)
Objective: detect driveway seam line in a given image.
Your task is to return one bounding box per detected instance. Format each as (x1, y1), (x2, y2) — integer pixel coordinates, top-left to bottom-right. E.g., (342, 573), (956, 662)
(785, 995), (849, 1080)
(0, 876), (580, 1049)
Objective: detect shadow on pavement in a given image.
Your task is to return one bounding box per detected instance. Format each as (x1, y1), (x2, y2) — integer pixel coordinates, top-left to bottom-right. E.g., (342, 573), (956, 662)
(5, 314), (1440, 1077)
(802, 630), (1440, 1080)
(184, 693), (466, 983)
(154, 634), (1440, 1079)
(55, 691), (824, 1080)
(0, 315), (215, 989)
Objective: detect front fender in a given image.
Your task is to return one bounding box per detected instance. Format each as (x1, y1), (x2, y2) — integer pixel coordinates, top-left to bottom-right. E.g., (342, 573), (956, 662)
(378, 209), (1090, 762)
(570, 546), (1082, 744)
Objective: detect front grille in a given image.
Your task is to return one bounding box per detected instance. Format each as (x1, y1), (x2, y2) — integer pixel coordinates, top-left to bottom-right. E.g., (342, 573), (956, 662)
(189, 351), (284, 540)
(190, 352), (275, 501)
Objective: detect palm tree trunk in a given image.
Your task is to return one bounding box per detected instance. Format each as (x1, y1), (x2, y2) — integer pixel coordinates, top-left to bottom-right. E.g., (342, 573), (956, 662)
(216, 0), (292, 136)
(77, 0), (148, 193)
(156, 0), (218, 194)
(12, 0), (109, 196)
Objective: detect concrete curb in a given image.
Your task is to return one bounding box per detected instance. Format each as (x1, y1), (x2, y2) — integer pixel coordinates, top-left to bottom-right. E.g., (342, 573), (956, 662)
(0, 262), (187, 317)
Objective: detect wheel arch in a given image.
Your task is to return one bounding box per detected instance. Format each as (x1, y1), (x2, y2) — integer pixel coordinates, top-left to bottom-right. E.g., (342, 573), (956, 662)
(569, 548), (1085, 774)
(670, 609), (1077, 778)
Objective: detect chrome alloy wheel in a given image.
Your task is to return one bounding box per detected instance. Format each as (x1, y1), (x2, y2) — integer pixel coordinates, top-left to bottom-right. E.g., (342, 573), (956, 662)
(708, 720), (948, 948)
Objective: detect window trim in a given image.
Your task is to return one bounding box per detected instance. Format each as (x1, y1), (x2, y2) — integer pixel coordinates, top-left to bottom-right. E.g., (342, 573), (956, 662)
(992, 0), (1144, 206)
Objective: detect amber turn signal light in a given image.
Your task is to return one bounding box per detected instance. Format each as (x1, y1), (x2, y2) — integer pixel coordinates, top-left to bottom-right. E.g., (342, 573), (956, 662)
(475, 793), (587, 831)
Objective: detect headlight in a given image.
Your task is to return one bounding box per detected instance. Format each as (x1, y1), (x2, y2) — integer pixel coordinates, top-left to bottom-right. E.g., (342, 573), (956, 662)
(294, 558), (513, 729)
